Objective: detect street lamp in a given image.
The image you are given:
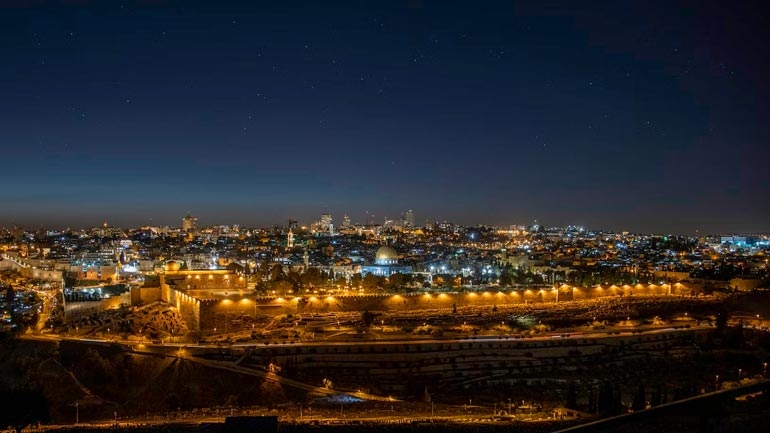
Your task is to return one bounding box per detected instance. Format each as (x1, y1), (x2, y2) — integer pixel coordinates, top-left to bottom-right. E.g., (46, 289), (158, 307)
(75, 402), (79, 425)
(715, 374), (719, 390)
(764, 362), (768, 379)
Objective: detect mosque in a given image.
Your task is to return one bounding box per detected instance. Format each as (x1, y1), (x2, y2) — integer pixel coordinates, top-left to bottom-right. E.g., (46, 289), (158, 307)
(360, 245), (412, 277)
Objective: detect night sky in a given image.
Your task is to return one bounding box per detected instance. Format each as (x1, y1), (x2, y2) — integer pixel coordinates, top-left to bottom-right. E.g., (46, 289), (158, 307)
(2, 0), (769, 234)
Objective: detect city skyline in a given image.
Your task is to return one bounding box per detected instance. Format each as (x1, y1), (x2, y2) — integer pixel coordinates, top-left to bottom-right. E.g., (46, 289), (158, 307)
(2, 1), (769, 234)
(3, 209), (769, 237)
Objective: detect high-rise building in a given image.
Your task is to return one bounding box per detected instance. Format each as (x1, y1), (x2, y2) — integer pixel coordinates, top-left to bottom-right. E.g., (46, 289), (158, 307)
(342, 214), (351, 228)
(312, 213), (334, 236)
(182, 214), (197, 232)
(405, 209), (415, 227)
(287, 228), (294, 248)
(323, 214), (334, 234)
(320, 213), (332, 228)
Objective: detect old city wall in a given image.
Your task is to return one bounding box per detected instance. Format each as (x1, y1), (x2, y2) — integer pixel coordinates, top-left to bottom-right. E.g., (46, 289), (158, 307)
(64, 292), (130, 321)
(131, 286), (161, 305)
(190, 283), (695, 331)
(0, 256), (63, 282)
(257, 283), (689, 315)
(167, 288), (201, 332)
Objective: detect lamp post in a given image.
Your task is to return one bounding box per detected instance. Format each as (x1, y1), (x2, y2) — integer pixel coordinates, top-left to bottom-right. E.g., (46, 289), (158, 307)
(75, 402), (78, 425)
(715, 374), (719, 391)
(764, 362), (767, 379)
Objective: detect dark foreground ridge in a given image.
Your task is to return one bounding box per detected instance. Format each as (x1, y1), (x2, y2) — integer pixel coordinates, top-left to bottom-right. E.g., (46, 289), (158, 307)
(39, 380), (770, 433)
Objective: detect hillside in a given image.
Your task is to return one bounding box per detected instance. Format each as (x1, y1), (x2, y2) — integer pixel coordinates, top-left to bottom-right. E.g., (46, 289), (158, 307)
(0, 338), (304, 424)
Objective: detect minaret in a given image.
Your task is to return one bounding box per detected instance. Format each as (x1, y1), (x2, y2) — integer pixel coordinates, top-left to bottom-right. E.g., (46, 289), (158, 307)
(287, 228), (294, 248)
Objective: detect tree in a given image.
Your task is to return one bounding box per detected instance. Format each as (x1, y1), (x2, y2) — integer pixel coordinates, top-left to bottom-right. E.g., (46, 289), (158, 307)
(300, 267), (325, 286)
(362, 273), (384, 290)
(0, 389), (50, 433)
(269, 264), (285, 281)
(271, 280), (293, 296)
(361, 310), (379, 328)
(565, 382), (578, 410)
(650, 386), (662, 407)
(715, 310), (728, 330)
(597, 381), (623, 416)
(387, 273), (412, 291)
(632, 383), (646, 411)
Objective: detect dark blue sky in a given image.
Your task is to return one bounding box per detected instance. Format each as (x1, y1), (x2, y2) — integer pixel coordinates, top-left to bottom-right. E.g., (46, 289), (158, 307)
(1, 0), (769, 234)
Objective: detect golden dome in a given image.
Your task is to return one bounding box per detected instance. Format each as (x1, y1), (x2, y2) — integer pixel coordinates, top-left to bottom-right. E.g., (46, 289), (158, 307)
(375, 246), (398, 265)
(165, 260), (181, 272)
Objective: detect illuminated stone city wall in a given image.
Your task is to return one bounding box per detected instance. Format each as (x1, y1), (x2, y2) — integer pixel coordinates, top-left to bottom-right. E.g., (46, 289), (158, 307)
(253, 283), (693, 315)
(190, 282), (695, 330)
(167, 288), (201, 332)
(64, 292), (130, 321)
(160, 270), (247, 291)
(198, 298), (264, 331)
(72, 265), (117, 282)
(130, 286), (161, 305)
(157, 269), (247, 331)
(0, 255), (63, 282)
(26, 267), (64, 282)
(160, 282), (697, 331)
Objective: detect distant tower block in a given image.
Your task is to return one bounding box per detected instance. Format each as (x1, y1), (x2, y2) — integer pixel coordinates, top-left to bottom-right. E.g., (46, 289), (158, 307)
(320, 213), (332, 228)
(287, 228), (294, 248)
(182, 213), (197, 231)
(405, 209), (415, 227)
(342, 214), (351, 228)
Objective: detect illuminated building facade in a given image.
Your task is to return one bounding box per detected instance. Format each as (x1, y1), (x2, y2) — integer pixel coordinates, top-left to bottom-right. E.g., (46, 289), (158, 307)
(361, 246), (412, 277)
